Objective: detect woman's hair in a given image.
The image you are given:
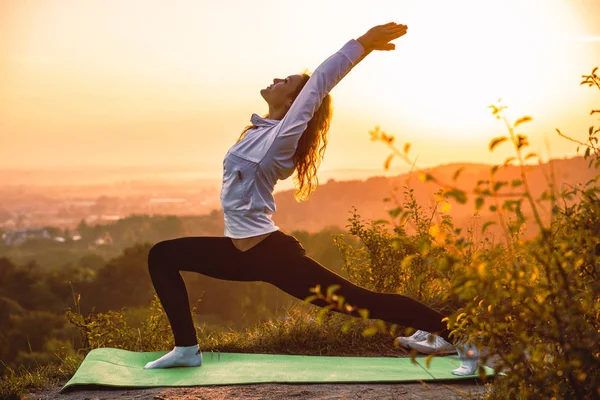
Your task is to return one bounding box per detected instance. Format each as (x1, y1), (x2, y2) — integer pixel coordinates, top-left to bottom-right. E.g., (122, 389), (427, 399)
(237, 72), (334, 202)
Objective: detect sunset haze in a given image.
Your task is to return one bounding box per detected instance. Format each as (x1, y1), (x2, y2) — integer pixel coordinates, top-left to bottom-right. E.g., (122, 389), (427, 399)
(2, 0), (600, 182)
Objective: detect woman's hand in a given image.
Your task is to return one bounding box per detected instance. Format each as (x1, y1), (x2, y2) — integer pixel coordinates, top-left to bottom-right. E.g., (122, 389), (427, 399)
(357, 22), (408, 52)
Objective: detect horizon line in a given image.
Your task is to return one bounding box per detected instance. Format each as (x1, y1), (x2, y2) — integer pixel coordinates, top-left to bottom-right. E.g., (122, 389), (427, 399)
(0, 154), (585, 172)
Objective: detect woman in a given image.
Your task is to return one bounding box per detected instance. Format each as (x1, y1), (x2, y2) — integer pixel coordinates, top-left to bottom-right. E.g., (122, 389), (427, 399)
(144, 22), (479, 376)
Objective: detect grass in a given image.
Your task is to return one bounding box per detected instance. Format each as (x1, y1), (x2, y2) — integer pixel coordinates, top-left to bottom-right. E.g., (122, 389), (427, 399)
(0, 303), (410, 400)
(0, 354), (82, 400)
(196, 304), (402, 357)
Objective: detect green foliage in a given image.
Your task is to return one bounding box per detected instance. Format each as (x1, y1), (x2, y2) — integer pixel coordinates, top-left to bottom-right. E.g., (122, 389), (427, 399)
(66, 294), (174, 352)
(78, 243), (155, 313)
(332, 198), (459, 315)
(448, 92), (600, 397)
(360, 66), (600, 399)
(65, 292), (395, 358)
(200, 304), (394, 357)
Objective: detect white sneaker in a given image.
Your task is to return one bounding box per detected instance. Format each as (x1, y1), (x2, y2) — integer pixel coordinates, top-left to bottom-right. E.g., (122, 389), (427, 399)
(395, 330), (431, 348)
(409, 335), (457, 355)
(451, 342), (480, 376)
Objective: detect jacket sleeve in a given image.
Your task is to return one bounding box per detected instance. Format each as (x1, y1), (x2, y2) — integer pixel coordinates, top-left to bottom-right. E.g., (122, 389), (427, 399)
(259, 39), (365, 168)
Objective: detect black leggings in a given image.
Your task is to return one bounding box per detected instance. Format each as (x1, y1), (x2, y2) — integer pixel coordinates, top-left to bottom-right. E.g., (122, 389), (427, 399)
(147, 230), (450, 346)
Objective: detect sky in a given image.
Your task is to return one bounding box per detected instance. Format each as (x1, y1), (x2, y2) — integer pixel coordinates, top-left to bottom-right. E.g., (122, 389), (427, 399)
(1, 0), (599, 181)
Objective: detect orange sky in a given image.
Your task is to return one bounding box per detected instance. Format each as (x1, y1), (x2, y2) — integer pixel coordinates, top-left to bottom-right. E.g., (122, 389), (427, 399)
(1, 0), (599, 180)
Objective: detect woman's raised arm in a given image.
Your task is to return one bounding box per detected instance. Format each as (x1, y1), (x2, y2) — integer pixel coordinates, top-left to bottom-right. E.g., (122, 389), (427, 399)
(260, 22), (408, 167)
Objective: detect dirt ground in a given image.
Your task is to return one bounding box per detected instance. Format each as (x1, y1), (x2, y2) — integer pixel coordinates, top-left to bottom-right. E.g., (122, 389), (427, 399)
(26, 380), (489, 400)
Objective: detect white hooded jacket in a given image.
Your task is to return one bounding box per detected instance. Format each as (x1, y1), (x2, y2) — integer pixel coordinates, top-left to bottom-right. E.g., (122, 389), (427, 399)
(220, 39), (365, 238)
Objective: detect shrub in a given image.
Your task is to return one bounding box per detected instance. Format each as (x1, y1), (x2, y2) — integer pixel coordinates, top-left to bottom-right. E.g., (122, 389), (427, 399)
(325, 67), (600, 398)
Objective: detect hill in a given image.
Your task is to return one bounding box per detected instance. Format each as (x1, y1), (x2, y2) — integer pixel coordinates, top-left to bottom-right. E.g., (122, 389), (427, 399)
(274, 156), (597, 238)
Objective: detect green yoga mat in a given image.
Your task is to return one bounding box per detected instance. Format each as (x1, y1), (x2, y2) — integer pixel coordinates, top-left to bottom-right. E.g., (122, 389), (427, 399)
(61, 348), (495, 392)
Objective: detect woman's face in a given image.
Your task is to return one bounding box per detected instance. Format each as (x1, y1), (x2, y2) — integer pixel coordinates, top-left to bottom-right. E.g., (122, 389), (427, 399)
(260, 74), (305, 111)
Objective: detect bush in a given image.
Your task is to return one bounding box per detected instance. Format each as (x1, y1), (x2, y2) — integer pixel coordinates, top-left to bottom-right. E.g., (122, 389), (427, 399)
(340, 67), (600, 398)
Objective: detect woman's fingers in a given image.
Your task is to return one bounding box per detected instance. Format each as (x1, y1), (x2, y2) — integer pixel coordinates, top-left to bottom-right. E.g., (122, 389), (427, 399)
(390, 29), (407, 39)
(387, 25), (407, 34)
(385, 26), (407, 40)
(375, 43), (395, 51)
(384, 23), (406, 30)
(380, 25), (406, 36)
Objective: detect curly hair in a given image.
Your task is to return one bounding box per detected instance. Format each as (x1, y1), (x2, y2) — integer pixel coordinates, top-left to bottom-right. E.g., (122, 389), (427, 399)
(237, 72), (334, 202)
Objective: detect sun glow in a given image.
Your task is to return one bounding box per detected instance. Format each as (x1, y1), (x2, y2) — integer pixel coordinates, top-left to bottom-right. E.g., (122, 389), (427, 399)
(0, 0), (597, 170)
(340, 0), (587, 141)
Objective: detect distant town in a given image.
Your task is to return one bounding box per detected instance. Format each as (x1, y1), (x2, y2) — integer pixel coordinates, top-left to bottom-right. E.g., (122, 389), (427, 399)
(0, 165), (407, 243)
(2, 227), (112, 247)
(0, 177), (223, 243)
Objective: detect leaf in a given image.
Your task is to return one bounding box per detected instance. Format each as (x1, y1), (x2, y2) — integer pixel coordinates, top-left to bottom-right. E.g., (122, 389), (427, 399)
(511, 179), (523, 188)
(418, 173), (437, 183)
(491, 165), (499, 175)
(358, 308), (370, 319)
(341, 321), (353, 333)
(504, 157), (516, 166)
(477, 263), (487, 277)
(524, 152), (537, 161)
(376, 320), (387, 333)
(403, 143), (411, 154)
(304, 295), (319, 304)
(488, 103), (507, 116)
(453, 167), (465, 182)
(478, 366), (488, 380)
(445, 188), (468, 204)
(368, 125), (381, 141)
(493, 181), (507, 192)
(388, 207), (403, 218)
(401, 254), (418, 270)
(425, 354), (434, 368)
(384, 154), (394, 171)
(513, 116), (532, 128)
(373, 219), (390, 225)
(316, 305), (333, 323)
(336, 295), (346, 309)
(381, 133), (394, 145)
(326, 284), (341, 298)
(362, 326), (378, 337)
(475, 197), (484, 211)
(517, 134), (529, 149)
(489, 136), (508, 151)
